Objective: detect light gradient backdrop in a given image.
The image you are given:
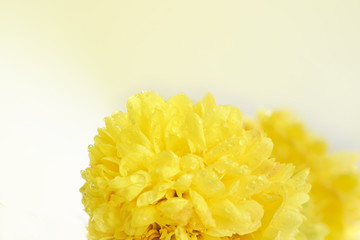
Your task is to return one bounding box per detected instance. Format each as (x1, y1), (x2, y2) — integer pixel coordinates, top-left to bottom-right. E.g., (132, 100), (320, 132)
(1, 1), (359, 239)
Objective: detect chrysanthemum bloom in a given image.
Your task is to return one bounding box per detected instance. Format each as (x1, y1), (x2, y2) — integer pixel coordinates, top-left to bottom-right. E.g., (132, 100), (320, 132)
(80, 92), (311, 240)
(253, 110), (360, 240)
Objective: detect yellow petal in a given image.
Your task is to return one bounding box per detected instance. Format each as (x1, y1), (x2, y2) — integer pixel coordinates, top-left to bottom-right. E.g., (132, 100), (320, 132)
(208, 199), (263, 236)
(157, 198), (193, 225)
(189, 189), (216, 228)
(191, 170), (225, 197)
(180, 154), (204, 172)
(152, 151), (180, 179)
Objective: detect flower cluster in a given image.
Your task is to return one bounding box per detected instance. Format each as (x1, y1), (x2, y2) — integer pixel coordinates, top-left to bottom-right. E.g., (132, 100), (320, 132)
(80, 92), (358, 240)
(254, 110), (360, 240)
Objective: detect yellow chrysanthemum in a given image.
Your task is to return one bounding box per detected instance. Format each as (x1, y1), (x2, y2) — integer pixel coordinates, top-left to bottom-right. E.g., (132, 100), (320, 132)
(254, 110), (360, 240)
(80, 92), (311, 240)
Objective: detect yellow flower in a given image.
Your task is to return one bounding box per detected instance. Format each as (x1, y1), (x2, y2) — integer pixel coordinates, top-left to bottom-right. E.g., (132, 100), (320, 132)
(255, 110), (360, 240)
(80, 92), (311, 240)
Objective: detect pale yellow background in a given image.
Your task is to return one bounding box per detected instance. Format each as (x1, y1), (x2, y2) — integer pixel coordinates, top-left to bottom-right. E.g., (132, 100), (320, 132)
(0, 1), (359, 239)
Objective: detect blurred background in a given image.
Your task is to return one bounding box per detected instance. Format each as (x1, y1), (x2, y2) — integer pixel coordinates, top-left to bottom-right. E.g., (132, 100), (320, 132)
(0, 0), (359, 239)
